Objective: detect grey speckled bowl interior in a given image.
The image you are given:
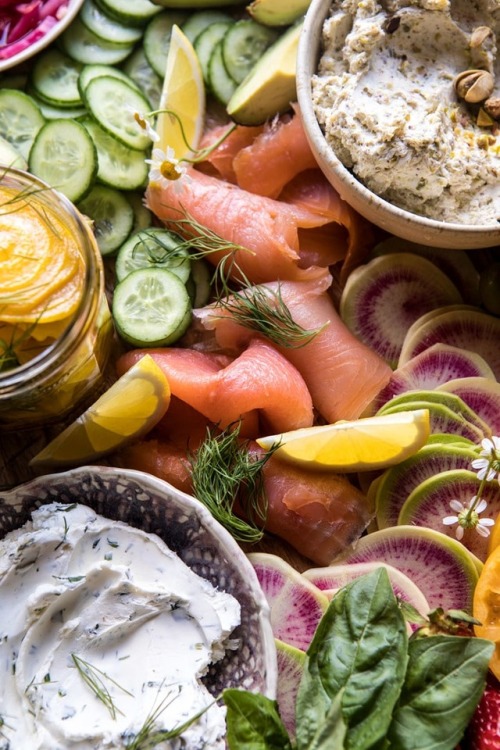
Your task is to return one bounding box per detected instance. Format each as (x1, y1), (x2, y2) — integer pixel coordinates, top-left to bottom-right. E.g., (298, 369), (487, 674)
(0, 466), (277, 700)
(297, 0), (500, 250)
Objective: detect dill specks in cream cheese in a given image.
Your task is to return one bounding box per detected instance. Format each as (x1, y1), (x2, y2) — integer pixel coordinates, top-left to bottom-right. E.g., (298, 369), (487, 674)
(0, 503), (241, 750)
(312, 0), (500, 225)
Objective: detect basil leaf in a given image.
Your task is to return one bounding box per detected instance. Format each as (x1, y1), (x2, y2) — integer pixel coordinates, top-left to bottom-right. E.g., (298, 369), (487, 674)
(296, 568), (408, 750)
(387, 634), (494, 750)
(223, 688), (293, 750)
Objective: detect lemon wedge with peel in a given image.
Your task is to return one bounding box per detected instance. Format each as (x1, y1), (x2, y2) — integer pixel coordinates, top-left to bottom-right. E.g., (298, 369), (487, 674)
(30, 355), (170, 469)
(257, 409), (431, 471)
(155, 24), (205, 161)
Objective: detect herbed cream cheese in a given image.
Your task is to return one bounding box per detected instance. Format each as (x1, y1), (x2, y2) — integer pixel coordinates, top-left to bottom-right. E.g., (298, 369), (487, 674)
(0, 503), (241, 750)
(312, 0), (500, 225)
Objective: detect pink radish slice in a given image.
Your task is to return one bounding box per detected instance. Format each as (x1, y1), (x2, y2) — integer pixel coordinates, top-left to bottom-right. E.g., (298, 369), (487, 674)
(248, 552), (329, 651)
(336, 526), (479, 613)
(275, 639), (305, 741)
(437, 377), (500, 436)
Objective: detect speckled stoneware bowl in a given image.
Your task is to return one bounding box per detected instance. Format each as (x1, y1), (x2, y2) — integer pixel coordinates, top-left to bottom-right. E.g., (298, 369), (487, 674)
(0, 465), (277, 699)
(296, 0), (500, 250)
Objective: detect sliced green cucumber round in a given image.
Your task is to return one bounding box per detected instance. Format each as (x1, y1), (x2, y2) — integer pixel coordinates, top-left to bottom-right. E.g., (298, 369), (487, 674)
(80, 0), (144, 45)
(182, 10), (233, 44)
(94, 0), (162, 26)
(31, 49), (83, 108)
(78, 64), (141, 99)
(29, 119), (97, 203)
(194, 20), (233, 86)
(0, 89), (45, 160)
(208, 40), (237, 105)
(83, 76), (152, 151)
(222, 19), (278, 84)
(112, 267), (192, 347)
(115, 228), (191, 283)
(61, 17), (135, 66)
(78, 184), (134, 256)
(122, 47), (163, 109)
(80, 117), (148, 190)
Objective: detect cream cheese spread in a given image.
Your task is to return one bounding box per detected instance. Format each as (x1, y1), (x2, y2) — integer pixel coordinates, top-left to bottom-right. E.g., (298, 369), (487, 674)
(0, 503), (241, 749)
(312, 0), (500, 225)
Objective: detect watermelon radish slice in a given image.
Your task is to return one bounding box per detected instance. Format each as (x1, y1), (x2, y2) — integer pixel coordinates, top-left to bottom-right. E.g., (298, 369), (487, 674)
(248, 552), (328, 650)
(398, 469), (500, 562)
(374, 442), (478, 529)
(336, 526), (480, 612)
(437, 376), (500, 436)
(275, 639), (305, 741)
(302, 561), (429, 617)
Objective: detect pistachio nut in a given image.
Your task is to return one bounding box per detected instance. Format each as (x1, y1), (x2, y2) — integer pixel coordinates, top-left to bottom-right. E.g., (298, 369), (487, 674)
(454, 69), (495, 104)
(484, 96), (500, 121)
(470, 26), (493, 48)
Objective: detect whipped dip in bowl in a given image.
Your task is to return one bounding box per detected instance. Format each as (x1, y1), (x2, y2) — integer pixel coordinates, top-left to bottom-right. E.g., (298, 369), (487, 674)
(0, 466), (276, 750)
(297, 0), (500, 249)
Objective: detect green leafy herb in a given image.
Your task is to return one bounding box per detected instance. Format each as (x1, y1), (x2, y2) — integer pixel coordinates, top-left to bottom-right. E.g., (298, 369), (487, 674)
(216, 283), (326, 349)
(223, 568), (494, 750)
(190, 422), (277, 543)
(71, 653), (132, 720)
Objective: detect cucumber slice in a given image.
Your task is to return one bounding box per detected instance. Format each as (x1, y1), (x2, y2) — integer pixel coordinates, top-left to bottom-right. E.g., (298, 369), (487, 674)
(80, 117), (148, 190)
(78, 184), (134, 256)
(94, 0), (162, 26)
(194, 21), (233, 86)
(112, 267), (192, 347)
(182, 10), (233, 44)
(28, 119), (97, 202)
(0, 134), (27, 171)
(0, 89), (45, 160)
(222, 19), (278, 84)
(208, 40), (237, 105)
(122, 47), (163, 109)
(83, 76), (152, 150)
(127, 191), (153, 233)
(80, 0), (144, 45)
(31, 98), (87, 120)
(31, 49), (83, 108)
(61, 17), (135, 65)
(78, 64), (141, 98)
(115, 227), (191, 283)
(144, 10), (189, 77)
(189, 258), (212, 308)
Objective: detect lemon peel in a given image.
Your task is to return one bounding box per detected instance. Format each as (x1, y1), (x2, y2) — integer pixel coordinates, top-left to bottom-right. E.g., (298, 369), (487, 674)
(30, 354), (170, 469)
(256, 409), (431, 472)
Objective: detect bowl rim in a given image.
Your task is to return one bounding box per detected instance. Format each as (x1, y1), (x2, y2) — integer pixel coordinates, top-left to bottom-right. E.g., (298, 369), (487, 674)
(296, 0), (500, 248)
(0, 0), (85, 73)
(0, 464), (278, 699)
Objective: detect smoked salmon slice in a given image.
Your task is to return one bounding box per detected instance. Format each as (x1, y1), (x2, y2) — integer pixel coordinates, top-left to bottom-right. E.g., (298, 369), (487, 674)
(117, 339), (314, 435)
(194, 277), (392, 422)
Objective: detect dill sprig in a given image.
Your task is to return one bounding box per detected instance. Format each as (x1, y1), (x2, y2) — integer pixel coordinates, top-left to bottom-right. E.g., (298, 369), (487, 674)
(125, 685), (212, 750)
(216, 283), (327, 349)
(190, 422), (277, 543)
(71, 654), (132, 720)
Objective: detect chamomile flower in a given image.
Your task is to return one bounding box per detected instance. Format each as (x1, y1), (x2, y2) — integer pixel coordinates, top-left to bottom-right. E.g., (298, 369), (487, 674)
(126, 107), (160, 143)
(443, 496), (495, 540)
(146, 147), (188, 188)
(471, 436), (500, 481)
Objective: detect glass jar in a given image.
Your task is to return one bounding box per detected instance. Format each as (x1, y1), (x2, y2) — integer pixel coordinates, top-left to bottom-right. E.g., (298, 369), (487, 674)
(0, 168), (113, 429)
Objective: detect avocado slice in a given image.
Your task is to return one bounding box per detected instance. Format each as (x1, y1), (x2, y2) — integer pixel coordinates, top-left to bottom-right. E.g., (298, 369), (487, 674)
(226, 22), (302, 125)
(248, 0), (311, 27)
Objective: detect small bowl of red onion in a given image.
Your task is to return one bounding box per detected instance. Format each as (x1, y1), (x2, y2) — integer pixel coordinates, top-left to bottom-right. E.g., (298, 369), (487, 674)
(0, 0), (84, 72)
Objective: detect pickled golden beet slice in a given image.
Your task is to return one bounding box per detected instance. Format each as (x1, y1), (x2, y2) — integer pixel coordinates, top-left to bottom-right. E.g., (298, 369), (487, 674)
(30, 355), (171, 468)
(0, 189), (85, 323)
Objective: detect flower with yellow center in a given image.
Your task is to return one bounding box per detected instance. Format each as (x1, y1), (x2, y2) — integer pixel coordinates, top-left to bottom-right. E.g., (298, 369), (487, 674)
(145, 147), (188, 189)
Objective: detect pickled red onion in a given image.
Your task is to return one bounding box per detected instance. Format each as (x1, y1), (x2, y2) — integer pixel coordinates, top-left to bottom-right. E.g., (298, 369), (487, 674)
(0, 0), (68, 59)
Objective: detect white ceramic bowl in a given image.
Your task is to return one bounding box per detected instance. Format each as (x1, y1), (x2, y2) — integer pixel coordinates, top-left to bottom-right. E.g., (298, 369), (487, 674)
(0, 466), (277, 700)
(0, 0), (84, 73)
(296, 0), (500, 250)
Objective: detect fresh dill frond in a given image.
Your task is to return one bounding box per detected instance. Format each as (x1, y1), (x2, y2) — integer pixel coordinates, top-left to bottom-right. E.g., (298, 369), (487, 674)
(125, 686), (212, 750)
(132, 228), (191, 265)
(190, 422), (277, 543)
(217, 283), (327, 348)
(71, 654), (132, 720)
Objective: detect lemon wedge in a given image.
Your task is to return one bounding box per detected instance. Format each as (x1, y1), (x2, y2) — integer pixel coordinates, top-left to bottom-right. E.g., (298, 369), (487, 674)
(30, 355), (170, 469)
(156, 24), (205, 161)
(257, 409), (431, 471)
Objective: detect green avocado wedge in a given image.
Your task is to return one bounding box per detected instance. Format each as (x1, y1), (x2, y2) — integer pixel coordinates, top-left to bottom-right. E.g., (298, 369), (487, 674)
(248, 0), (311, 26)
(227, 21), (302, 125)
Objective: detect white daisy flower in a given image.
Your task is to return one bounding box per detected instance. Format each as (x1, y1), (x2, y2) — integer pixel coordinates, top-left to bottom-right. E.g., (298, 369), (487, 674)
(442, 496), (495, 540)
(146, 147), (188, 188)
(471, 436), (500, 481)
(126, 107), (160, 142)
